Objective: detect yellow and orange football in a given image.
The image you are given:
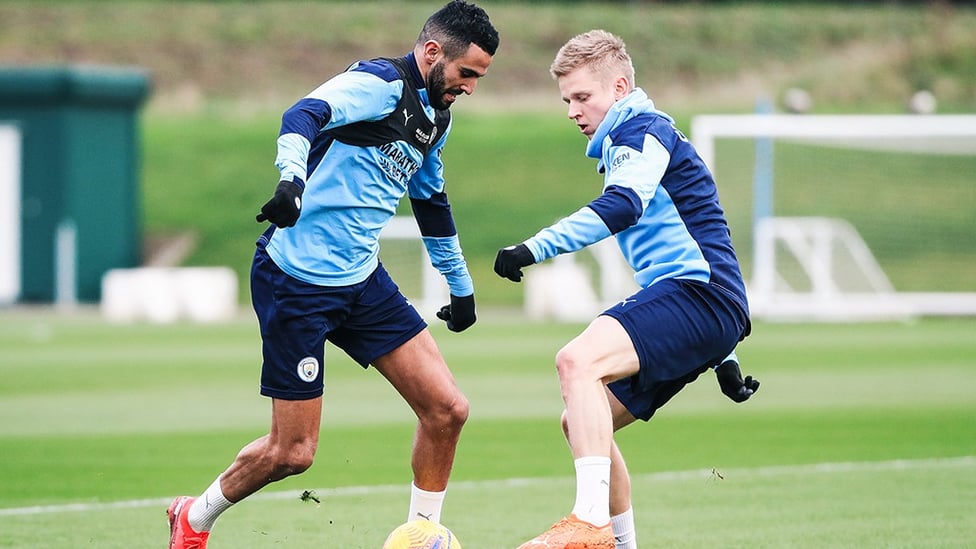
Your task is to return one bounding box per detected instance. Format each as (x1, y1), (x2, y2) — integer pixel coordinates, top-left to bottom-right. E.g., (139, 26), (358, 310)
(381, 519), (462, 549)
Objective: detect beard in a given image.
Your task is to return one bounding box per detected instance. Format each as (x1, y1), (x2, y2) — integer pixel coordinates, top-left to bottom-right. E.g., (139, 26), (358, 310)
(426, 62), (462, 110)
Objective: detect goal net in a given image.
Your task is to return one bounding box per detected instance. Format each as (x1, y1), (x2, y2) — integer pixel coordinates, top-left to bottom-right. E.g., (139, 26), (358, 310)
(378, 216), (449, 319)
(690, 114), (976, 321)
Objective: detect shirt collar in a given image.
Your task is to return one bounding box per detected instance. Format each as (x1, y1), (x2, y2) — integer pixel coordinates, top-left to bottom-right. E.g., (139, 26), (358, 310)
(586, 88), (661, 160)
(403, 51), (426, 90)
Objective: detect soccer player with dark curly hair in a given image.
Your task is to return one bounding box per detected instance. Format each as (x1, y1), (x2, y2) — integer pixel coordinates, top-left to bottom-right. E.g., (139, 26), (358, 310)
(167, 3), (498, 547)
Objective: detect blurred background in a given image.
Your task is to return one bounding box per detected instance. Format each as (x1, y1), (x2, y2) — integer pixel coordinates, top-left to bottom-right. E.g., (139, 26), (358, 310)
(1, 0), (974, 322)
(1, 4), (974, 546)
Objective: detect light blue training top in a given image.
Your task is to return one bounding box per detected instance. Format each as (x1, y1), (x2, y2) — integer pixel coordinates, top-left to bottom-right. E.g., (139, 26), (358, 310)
(522, 88), (748, 310)
(264, 52), (473, 297)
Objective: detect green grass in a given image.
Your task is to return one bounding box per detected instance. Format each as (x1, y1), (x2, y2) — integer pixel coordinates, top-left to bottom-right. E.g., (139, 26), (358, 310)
(1, 311), (974, 547)
(8, 2), (976, 303)
(141, 109), (604, 305)
(4, 2), (976, 545)
(142, 109), (976, 306)
(5, 2), (976, 113)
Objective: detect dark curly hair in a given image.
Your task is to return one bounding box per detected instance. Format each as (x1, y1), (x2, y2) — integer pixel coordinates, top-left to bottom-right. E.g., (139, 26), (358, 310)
(417, 0), (499, 58)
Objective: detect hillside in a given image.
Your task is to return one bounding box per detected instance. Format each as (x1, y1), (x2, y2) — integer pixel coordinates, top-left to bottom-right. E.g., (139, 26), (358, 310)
(2, 1), (975, 114)
(2, 1), (974, 306)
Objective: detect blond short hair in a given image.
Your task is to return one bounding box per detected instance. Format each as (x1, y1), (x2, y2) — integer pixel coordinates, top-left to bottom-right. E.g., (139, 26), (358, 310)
(549, 30), (635, 88)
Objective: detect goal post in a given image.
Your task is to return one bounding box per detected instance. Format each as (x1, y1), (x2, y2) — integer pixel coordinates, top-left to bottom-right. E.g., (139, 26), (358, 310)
(691, 114), (976, 174)
(691, 113), (976, 321)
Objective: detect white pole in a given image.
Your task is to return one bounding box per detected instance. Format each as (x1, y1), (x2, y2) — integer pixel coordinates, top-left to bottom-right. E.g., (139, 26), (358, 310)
(56, 219), (78, 310)
(0, 124), (21, 305)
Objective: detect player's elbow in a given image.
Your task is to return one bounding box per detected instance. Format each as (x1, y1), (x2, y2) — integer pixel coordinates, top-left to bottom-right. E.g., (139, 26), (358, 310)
(588, 185), (643, 234)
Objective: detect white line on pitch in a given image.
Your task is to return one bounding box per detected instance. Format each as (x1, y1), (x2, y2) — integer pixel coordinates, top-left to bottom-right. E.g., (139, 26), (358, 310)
(1, 455), (972, 517)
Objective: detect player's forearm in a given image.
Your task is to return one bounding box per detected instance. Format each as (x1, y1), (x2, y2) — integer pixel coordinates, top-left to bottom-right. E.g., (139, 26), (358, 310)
(523, 206), (612, 263)
(423, 236), (474, 297)
(274, 133), (310, 186)
(410, 194), (473, 296)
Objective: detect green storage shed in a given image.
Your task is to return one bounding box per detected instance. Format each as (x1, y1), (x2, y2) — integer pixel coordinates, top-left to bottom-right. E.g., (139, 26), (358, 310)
(0, 65), (150, 304)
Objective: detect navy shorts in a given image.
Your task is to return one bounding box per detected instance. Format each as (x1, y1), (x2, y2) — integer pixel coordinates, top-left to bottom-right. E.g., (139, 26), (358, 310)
(605, 278), (750, 421)
(250, 246), (426, 400)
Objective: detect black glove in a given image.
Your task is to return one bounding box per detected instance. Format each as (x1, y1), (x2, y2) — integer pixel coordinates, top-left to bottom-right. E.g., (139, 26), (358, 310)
(494, 244), (535, 282)
(256, 179), (304, 228)
(436, 294), (476, 333)
(715, 360), (760, 403)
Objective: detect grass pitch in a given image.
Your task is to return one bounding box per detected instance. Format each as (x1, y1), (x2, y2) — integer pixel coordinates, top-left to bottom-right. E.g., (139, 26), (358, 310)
(1, 310), (974, 547)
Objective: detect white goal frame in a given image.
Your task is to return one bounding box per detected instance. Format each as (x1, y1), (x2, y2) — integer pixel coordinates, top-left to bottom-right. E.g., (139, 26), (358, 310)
(691, 114), (976, 321)
(379, 216), (449, 318)
(691, 114), (976, 174)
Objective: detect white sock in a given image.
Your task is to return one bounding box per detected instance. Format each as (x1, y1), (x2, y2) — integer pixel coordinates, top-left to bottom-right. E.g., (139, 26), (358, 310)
(408, 481), (445, 523)
(611, 508), (637, 549)
(187, 477), (234, 532)
(570, 456), (611, 526)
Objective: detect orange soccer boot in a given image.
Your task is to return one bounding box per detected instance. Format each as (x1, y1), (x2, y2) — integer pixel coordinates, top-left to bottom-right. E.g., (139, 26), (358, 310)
(167, 496), (210, 549)
(516, 514), (614, 549)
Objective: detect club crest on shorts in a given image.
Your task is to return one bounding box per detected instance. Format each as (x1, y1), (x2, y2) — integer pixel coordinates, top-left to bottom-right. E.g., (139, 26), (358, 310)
(297, 357), (319, 382)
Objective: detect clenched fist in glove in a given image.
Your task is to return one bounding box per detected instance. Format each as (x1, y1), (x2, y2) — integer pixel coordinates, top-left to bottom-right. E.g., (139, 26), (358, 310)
(256, 179), (304, 228)
(436, 294), (476, 333)
(493, 244), (535, 282)
(715, 359), (760, 403)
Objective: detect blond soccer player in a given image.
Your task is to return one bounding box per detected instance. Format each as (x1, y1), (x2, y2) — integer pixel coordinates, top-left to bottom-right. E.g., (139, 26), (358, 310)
(495, 30), (758, 549)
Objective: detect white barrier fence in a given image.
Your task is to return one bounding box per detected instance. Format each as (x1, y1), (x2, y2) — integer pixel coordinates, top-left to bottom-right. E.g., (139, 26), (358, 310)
(100, 267), (238, 324)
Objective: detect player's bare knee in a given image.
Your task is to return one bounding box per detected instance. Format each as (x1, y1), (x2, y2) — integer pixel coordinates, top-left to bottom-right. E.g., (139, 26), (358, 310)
(272, 440), (316, 478)
(554, 347), (589, 384)
(442, 391), (469, 431)
(418, 388), (468, 439)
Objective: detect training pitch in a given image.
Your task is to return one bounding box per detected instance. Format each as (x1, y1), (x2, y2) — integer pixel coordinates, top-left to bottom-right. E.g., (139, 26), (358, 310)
(1, 309), (974, 547)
